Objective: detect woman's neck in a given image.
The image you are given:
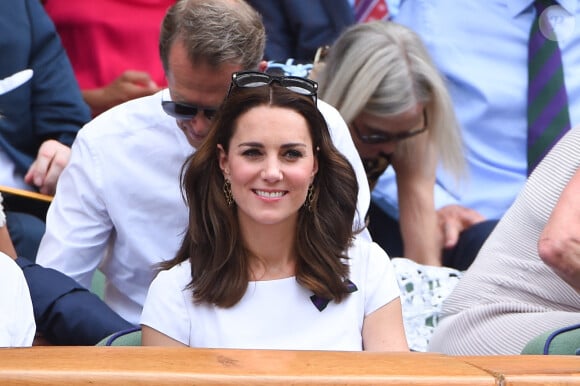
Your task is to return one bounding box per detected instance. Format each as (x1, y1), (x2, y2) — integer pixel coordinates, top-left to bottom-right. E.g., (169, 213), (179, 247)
(239, 218), (298, 281)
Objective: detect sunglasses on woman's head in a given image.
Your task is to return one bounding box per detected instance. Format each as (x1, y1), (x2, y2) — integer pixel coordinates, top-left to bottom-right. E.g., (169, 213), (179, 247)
(227, 71), (318, 103)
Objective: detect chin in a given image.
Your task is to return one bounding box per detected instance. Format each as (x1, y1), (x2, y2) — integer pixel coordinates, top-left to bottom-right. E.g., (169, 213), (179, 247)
(188, 137), (204, 149)
(243, 210), (298, 227)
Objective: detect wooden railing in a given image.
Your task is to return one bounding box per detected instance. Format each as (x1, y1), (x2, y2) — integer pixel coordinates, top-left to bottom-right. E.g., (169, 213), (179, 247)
(0, 347), (578, 385)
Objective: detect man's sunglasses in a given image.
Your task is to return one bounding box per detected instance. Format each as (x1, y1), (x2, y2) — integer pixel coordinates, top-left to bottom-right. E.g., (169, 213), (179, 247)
(161, 90), (218, 121)
(227, 71), (318, 103)
(352, 110), (428, 144)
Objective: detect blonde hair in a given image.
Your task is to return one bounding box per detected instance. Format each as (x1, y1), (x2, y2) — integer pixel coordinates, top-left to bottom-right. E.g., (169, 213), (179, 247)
(316, 21), (464, 176)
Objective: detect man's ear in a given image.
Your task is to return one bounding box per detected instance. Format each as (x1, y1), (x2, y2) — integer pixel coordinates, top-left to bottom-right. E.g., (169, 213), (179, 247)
(258, 60), (268, 73)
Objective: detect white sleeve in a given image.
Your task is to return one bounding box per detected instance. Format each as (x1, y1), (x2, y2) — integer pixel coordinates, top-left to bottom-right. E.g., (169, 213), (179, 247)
(364, 242), (401, 316)
(0, 254), (35, 347)
(140, 266), (191, 346)
(317, 100), (370, 234)
(36, 128), (113, 288)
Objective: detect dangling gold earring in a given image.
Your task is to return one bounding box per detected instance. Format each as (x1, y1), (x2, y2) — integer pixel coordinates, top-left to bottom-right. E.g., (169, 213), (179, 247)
(304, 184), (314, 212)
(223, 179), (234, 206)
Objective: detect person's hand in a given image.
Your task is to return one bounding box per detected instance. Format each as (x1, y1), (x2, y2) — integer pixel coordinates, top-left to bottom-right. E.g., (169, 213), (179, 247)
(83, 70), (161, 116)
(437, 204), (486, 249)
(538, 168), (580, 292)
(23, 139), (70, 195)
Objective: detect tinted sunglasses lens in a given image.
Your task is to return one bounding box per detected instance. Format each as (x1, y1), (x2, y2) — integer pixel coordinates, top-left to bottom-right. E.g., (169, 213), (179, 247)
(282, 78), (317, 96)
(162, 101), (196, 120)
(234, 72), (270, 88)
(162, 101), (216, 120)
(204, 108), (217, 120)
(230, 71), (318, 103)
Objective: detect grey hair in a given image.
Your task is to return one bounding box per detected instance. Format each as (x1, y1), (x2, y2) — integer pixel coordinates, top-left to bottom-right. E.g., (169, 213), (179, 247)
(159, 0), (265, 71)
(316, 21), (464, 176)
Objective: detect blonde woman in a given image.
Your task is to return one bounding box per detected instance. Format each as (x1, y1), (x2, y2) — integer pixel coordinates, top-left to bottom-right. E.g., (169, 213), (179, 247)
(315, 21), (494, 269)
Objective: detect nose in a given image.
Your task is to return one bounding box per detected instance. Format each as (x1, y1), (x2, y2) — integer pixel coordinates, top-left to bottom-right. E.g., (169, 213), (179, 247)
(180, 114), (211, 134)
(261, 157), (283, 182)
(362, 142), (396, 160)
(379, 142), (398, 156)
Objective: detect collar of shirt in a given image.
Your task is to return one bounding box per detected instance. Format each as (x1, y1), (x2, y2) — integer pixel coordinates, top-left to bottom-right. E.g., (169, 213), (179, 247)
(507, 0), (577, 18)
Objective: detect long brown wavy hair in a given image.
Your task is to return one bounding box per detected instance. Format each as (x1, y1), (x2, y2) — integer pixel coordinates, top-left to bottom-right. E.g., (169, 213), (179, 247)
(162, 83), (360, 308)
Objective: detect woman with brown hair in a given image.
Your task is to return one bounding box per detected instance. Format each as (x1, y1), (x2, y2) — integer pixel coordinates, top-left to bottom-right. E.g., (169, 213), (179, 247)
(141, 71), (408, 351)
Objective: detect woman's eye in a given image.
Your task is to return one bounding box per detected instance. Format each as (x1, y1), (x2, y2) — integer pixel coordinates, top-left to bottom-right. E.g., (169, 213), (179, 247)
(241, 148), (262, 157)
(284, 149), (303, 159)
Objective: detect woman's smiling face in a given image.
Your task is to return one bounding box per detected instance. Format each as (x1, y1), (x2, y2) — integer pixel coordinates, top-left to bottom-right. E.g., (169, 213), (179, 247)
(219, 105), (318, 228)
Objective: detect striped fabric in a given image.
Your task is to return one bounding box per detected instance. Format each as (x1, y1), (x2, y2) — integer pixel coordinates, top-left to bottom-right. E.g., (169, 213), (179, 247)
(527, 0), (571, 174)
(428, 127), (580, 355)
(354, 0), (389, 22)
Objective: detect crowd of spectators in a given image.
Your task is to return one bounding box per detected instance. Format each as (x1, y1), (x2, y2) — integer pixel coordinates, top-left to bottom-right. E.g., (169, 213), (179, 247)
(1, 0), (577, 355)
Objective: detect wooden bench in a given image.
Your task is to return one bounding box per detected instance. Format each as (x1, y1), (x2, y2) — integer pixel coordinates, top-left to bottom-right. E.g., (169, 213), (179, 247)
(462, 355), (580, 386)
(0, 347), (577, 385)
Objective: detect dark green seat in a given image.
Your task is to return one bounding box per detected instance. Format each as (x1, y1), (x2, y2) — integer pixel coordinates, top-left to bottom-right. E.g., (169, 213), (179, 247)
(96, 327), (142, 346)
(91, 269), (106, 300)
(521, 324), (580, 355)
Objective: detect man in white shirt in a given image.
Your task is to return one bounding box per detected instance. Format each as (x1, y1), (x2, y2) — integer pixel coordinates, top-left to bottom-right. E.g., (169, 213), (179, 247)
(37, 0), (370, 326)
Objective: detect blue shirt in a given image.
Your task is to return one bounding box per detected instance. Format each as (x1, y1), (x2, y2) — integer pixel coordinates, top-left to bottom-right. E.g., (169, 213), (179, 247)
(372, 0), (580, 220)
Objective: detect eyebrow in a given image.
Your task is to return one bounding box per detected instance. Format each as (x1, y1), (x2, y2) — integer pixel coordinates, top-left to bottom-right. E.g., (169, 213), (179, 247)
(238, 142), (307, 149)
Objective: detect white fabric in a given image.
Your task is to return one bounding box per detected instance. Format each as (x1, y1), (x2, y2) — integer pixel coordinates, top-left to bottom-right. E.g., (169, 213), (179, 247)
(0, 69), (34, 190)
(37, 90), (370, 325)
(391, 258), (462, 352)
(0, 193), (5, 227)
(0, 150), (29, 190)
(0, 253), (35, 347)
(428, 127), (580, 355)
(0, 69), (33, 95)
(141, 238), (399, 350)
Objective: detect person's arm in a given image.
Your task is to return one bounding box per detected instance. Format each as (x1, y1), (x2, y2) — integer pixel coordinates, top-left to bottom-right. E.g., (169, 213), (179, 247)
(2, 194), (132, 345)
(362, 297), (409, 351)
(24, 139), (71, 195)
(141, 325), (187, 347)
(436, 204), (486, 249)
(82, 70), (160, 117)
(0, 227), (17, 260)
(360, 242), (409, 351)
(392, 133), (441, 265)
(372, 168), (461, 228)
(35, 129), (113, 289)
(538, 167), (580, 292)
(21, 0), (91, 194)
(397, 177), (439, 265)
(140, 267), (191, 346)
(16, 257), (135, 345)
